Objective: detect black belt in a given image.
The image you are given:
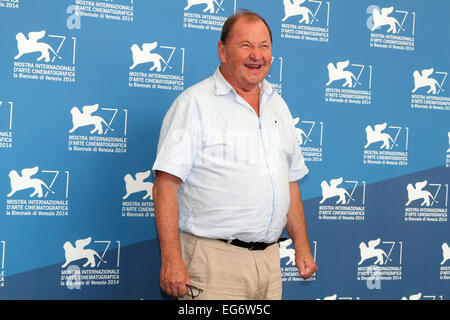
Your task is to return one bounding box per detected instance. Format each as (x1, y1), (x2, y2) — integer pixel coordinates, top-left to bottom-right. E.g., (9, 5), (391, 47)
(219, 238), (284, 251)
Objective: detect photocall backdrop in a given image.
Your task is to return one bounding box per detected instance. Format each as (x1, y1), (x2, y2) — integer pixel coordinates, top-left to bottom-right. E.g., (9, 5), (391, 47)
(0, 0), (448, 300)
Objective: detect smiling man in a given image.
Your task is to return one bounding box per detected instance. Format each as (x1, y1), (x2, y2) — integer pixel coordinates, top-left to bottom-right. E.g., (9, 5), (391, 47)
(152, 10), (317, 300)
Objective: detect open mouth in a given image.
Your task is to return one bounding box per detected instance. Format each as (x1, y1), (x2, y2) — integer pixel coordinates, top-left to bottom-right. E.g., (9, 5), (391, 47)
(245, 64), (263, 69)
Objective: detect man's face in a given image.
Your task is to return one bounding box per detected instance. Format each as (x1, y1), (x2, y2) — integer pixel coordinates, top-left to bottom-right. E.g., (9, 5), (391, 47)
(218, 18), (272, 91)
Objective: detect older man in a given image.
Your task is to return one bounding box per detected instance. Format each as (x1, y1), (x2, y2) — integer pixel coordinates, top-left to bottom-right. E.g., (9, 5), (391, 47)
(152, 10), (317, 300)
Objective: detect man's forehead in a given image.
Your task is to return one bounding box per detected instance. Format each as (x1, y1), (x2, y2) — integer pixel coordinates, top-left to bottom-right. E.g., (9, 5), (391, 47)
(227, 17), (271, 43)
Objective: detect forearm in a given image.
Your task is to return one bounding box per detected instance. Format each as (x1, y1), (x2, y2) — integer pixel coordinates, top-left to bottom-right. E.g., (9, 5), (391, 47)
(153, 172), (183, 262)
(285, 181), (317, 279)
(285, 181), (312, 255)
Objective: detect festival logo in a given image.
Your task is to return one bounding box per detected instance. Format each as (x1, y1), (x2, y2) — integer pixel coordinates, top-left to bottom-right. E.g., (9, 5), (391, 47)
(358, 239), (391, 266)
(362, 122), (409, 166)
(60, 237), (121, 289)
(183, 0), (236, 32)
(366, 5), (415, 51)
(121, 170), (155, 218)
(356, 238), (403, 282)
(318, 177), (366, 221)
(67, 103), (128, 154)
(62, 237), (107, 269)
(279, 238), (317, 282)
(410, 67), (449, 111)
(128, 41), (185, 91)
(281, 0), (330, 43)
(412, 68), (446, 95)
(5, 166), (70, 217)
(404, 180), (448, 223)
(0, 100), (13, 150)
(129, 42), (172, 72)
(12, 30), (77, 82)
(293, 116), (323, 162)
(324, 60), (372, 105)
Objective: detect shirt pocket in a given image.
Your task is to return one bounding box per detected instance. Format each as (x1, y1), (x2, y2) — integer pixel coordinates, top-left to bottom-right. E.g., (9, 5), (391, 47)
(269, 119), (295, 156)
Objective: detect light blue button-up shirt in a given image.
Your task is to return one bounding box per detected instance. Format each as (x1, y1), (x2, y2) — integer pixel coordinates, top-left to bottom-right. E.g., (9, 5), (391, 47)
(153, 68), (308, 243)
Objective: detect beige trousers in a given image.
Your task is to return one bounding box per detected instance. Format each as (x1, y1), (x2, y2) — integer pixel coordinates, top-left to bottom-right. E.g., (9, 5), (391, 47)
(179, 231), (282, 300)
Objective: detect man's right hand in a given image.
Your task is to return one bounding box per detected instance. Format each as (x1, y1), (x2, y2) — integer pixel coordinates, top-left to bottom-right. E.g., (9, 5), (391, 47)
(160, 257), (190, 297)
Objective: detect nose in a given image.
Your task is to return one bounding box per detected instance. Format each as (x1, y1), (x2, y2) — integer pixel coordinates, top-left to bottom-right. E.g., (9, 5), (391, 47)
(249, 47), (263, 61)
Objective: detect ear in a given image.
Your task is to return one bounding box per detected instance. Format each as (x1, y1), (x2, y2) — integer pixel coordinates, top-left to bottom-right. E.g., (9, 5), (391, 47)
(218, 40), (226, 64)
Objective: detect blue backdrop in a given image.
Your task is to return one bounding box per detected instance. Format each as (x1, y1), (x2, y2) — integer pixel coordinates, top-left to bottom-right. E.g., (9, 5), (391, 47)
(0, 0), (448, 300)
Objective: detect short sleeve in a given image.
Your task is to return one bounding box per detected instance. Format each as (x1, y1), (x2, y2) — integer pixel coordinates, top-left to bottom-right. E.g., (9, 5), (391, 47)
(279, 98), (309, 182)
(288, 143), (309, 182)
(152, 94), (200, 182)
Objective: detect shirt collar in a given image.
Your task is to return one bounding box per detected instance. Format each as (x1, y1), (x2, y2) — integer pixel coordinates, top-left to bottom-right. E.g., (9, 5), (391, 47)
(213, 67), (274, 97)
